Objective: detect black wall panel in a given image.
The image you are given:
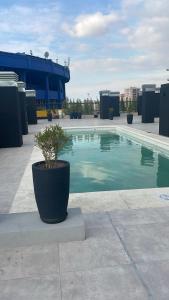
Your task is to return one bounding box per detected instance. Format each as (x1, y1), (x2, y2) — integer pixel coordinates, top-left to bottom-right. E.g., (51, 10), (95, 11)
(153, 93), (160, 118)
(26, 96), (37, 125)
(100, 96), (120, 119)
(137, 95), (142, 115)
(159, 84), (169, 136)
(0, 85), (23, 147)
(19, 91), (28, 135)
(142, 91), (154, 123)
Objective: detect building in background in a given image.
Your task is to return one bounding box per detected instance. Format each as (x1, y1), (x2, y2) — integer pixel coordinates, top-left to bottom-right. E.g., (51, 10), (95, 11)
(0, 51), (70, 116)
(123, 87), (140, 101)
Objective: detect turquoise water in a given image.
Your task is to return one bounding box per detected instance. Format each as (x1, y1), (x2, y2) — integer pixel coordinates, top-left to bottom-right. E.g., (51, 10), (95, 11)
(59, 130), (169, 193)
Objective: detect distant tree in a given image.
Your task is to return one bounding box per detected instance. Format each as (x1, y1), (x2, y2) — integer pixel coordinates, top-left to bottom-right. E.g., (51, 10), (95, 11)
(120, 100), (126, 112)
(62, 98), (69, 115)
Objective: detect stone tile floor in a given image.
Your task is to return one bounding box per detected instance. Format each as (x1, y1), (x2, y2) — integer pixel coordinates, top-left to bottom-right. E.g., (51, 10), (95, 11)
(1, 208), (169, 299)
(1, 115), (169, 299)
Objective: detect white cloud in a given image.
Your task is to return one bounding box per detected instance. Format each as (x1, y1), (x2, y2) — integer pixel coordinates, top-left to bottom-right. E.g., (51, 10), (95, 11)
(0, 0), (168, 99)
(62, 11), (121, 37)
(128, 17), (169, 52)
(76, 43), (90, 52)
(67, 71), (166, 99)
(67, 56), (167, 98)
(122, 0), (144, 7)
(120, 0), (169, 72)
(0, 4), (61, 47)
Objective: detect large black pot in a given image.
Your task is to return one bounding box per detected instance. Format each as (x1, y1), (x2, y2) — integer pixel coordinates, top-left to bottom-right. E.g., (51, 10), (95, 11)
(127, 114), (133, 124)
(47, 112), (52, 121)
(77, 112), (82, 119)
(32, 160), (70, 224)
(70, 112), (73, 119)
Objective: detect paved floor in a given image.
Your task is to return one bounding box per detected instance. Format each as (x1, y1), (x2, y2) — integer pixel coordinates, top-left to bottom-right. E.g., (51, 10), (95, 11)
(1, 207), (169, 299)
(1, 114), (169, 299)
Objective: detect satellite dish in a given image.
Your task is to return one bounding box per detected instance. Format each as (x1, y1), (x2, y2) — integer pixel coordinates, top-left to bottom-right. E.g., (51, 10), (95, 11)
(44, 51), (49, 59)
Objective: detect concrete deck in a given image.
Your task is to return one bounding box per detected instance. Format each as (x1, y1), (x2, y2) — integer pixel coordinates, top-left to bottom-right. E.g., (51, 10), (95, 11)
(0, 208), (85, 248)
(1, 114), (169, 299)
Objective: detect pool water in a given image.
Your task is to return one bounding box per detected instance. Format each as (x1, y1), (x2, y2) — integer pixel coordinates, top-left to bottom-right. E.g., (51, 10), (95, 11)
(59, 130), (169, 193)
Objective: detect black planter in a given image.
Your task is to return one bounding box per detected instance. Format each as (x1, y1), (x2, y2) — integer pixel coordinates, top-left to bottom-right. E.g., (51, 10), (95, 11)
(94, 114), (98, 118)
(77, 112), (82, 119)
(70, 112), (74, 119)
(32, 160), (70, 223)
(127, 114), (133, 124)
(47, 114), (52, 121)
(74, 112), (78, 119)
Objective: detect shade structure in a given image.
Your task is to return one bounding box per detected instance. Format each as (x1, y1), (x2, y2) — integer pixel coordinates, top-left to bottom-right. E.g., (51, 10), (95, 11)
(18, 82), (28, 135)
(159, 84), (169, 137)
(153, 92), (160, 118)
(137, 95), (142, 115)
(100, 92), (120, 119)
(0, 81), (23, 148)
(25, 90), (37, 125)
(142, 91), (155, 123)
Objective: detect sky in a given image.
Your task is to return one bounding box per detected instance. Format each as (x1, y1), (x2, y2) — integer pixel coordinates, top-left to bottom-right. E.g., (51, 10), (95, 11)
(0, 0), (169, 99)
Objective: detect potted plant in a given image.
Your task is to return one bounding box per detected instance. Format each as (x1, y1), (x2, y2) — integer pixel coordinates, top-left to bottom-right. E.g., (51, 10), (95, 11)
(32, 125), (69, 224)
(108, 107), (114, 120)
(126, 102), (134, 124)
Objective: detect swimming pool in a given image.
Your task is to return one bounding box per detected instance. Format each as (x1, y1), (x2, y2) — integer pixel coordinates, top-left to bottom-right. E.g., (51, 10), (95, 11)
(59, 129), (169, 193)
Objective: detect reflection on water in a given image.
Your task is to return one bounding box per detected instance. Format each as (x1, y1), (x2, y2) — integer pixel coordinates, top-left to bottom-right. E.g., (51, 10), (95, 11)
(141, 147), (155, 167)
(157, 154), (169, 187)
(59, 130), (169, 193)
(126, 139), (133, 146)
(100, 133), (120, 151)
(59, 135), (73, 156)
(76, 161), (112, 183)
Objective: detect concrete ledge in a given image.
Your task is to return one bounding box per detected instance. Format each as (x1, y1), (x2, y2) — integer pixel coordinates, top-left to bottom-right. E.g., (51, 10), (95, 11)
(0, 207), (85, 248)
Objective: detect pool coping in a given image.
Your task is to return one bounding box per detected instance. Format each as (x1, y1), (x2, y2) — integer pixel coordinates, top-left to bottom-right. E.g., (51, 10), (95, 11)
(63, 125), (169, 152)
(10, 125), (169, 213)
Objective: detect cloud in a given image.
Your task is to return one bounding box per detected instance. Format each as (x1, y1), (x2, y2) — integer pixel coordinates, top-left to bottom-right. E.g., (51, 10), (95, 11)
(71, 54), (165, 75)
(67, 55), (167, 98)
(122, 0), (143, 9)
(120, 0), (169, 71)
(67, 70), (166, 99)
(0, 0), (168, 100)
(76, 43), (90, 52)
(62, 11), (121, 37)
(0, 4), (61, 49)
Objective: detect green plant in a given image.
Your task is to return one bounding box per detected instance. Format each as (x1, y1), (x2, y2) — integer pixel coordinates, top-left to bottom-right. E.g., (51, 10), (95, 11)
(126, 101), (135, 114)
(35, 125), (68, 168)
(120, 100), (126, 112)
